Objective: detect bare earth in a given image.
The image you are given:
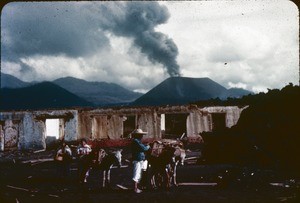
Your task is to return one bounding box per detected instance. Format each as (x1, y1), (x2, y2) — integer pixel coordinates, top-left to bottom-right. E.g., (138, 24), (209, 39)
(0, 149), (299, 203)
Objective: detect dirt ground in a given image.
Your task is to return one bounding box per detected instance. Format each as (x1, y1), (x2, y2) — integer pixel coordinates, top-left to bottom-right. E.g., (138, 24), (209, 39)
(0, 149), (299, 203)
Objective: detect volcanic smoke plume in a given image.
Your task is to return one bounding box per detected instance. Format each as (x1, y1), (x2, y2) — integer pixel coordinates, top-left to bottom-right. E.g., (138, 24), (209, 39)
(98, 2), (181, 77)
(2, 2), (181, 77)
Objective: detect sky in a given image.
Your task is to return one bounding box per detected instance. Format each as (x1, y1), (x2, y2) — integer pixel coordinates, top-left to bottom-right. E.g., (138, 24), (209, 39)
(1, 0), (299, 93)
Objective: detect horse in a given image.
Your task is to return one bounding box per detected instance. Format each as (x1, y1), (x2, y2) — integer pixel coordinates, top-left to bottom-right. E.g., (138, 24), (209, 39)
(79, 148), (122, 188)
(171, 145), (186, 185)
(145, 141), (186, 189)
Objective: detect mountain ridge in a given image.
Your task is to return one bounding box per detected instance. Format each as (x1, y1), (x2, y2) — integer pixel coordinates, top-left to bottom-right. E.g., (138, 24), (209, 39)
(1, 73), (30, 88)
(132, 77), (253, 106)
(53, 76), (142, 105)
(0, 81), (93, 110)
(1, 73), (253, 109)
(1, 73), (143, 106)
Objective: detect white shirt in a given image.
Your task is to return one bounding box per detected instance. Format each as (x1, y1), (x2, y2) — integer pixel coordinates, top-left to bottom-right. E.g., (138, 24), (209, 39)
(77, 144), (92, 155)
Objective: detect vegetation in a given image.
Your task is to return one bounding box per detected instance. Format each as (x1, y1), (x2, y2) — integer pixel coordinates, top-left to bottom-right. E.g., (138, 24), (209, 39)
(199, 83), (300, 176)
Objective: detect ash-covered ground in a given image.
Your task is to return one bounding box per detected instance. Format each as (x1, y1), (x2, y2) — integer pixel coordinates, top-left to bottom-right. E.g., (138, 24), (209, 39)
(0, 148), (299, 203)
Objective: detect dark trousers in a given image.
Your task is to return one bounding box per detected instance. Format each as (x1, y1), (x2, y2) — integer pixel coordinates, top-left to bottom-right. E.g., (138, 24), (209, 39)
(56, 160), (71, 178)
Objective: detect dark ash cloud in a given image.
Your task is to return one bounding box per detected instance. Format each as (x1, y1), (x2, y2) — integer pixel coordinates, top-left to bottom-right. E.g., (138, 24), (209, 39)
(98, 2), (180, 76)
(1, 2), (180, 77)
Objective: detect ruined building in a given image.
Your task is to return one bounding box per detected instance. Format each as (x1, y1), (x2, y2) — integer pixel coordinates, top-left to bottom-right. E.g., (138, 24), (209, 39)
(0, 105), (247, 151)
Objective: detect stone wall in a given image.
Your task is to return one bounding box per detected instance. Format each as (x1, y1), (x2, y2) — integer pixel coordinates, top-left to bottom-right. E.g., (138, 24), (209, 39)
(186, 106), (248, 135)
(0, 124), (4, 151)
(0, 105), (248, 151)
(19, 113), (45, 150)
(0, 110), (78, 151)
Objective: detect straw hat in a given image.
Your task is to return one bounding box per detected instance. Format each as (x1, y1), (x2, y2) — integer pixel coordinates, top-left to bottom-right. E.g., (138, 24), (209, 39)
(132, 128), (148, 135)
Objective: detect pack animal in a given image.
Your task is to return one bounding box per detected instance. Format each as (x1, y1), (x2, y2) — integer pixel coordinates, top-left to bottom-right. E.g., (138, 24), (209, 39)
(146, 141), (186, 188)
(80, 148), (122, 188)
(171, 145), (186, 185)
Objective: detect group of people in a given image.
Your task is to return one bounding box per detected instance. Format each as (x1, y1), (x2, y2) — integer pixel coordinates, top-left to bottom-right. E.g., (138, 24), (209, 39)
(55, 138), (92, 181)
(54, 128), (151, 193)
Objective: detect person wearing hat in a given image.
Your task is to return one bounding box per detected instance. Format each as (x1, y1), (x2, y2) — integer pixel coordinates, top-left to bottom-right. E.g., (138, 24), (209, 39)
(131, 128), (150, 193)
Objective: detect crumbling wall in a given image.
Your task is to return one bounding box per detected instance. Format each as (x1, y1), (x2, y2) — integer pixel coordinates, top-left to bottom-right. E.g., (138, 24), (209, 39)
(224, 106), (248, 128)
(107, 115), (124, 139)
(0, 110), (78, 150)
(186, 106), (248, 135)
(202, 106), (246, 128)
(34, 110), (78, 143)
(78, 108), (162, 140)
(18, 113), (45, 150)
(89, 115), (126, 140)
(78, 111), (93, 140)
(3, 120), (19, 150)
(59, 119), (65, 140)
(0, 105), (247, 151)
(63, 110), (78, 141)
(92, 116), (108, 139)
(91, 115), (124, 140)
(187, 111), (212, 135)
(74, 105), (247, 141)
(0, 124), (4, 151)
(0, 112), (22, 150)
(136, 111), (161, 139)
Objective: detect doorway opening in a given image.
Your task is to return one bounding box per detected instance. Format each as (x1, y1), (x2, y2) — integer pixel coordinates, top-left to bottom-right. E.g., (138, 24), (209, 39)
(46, 119), (60, 139)
(211, 113), (226, 131)
(123, 115), (136, 138)
(164, 113), (188, 139)
(45, 118), (64, 149)
(160, 114), (166, 137)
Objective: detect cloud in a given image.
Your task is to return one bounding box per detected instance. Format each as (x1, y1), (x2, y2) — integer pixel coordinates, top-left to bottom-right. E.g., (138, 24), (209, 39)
(1, 1), (180, 80)
(1, 2), (110, 60)
(1, 1), (298, 94)
(1, 35), (166, 91)
(97, 2), (180, 76)
(228, 82), (247, 89)
(157, 1), (298, 93)
(206, 24), (274, 64)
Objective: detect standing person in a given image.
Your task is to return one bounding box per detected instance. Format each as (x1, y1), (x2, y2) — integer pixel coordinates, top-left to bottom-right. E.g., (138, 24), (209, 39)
(54, 139), (72, 191)
(55, 139), (72, 177)
(77, 138), (92, 183)
(131, 129), (150, 193)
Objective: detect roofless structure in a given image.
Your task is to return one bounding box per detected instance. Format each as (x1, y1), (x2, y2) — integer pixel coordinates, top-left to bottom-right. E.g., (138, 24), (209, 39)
(0, 105), (247, 151)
